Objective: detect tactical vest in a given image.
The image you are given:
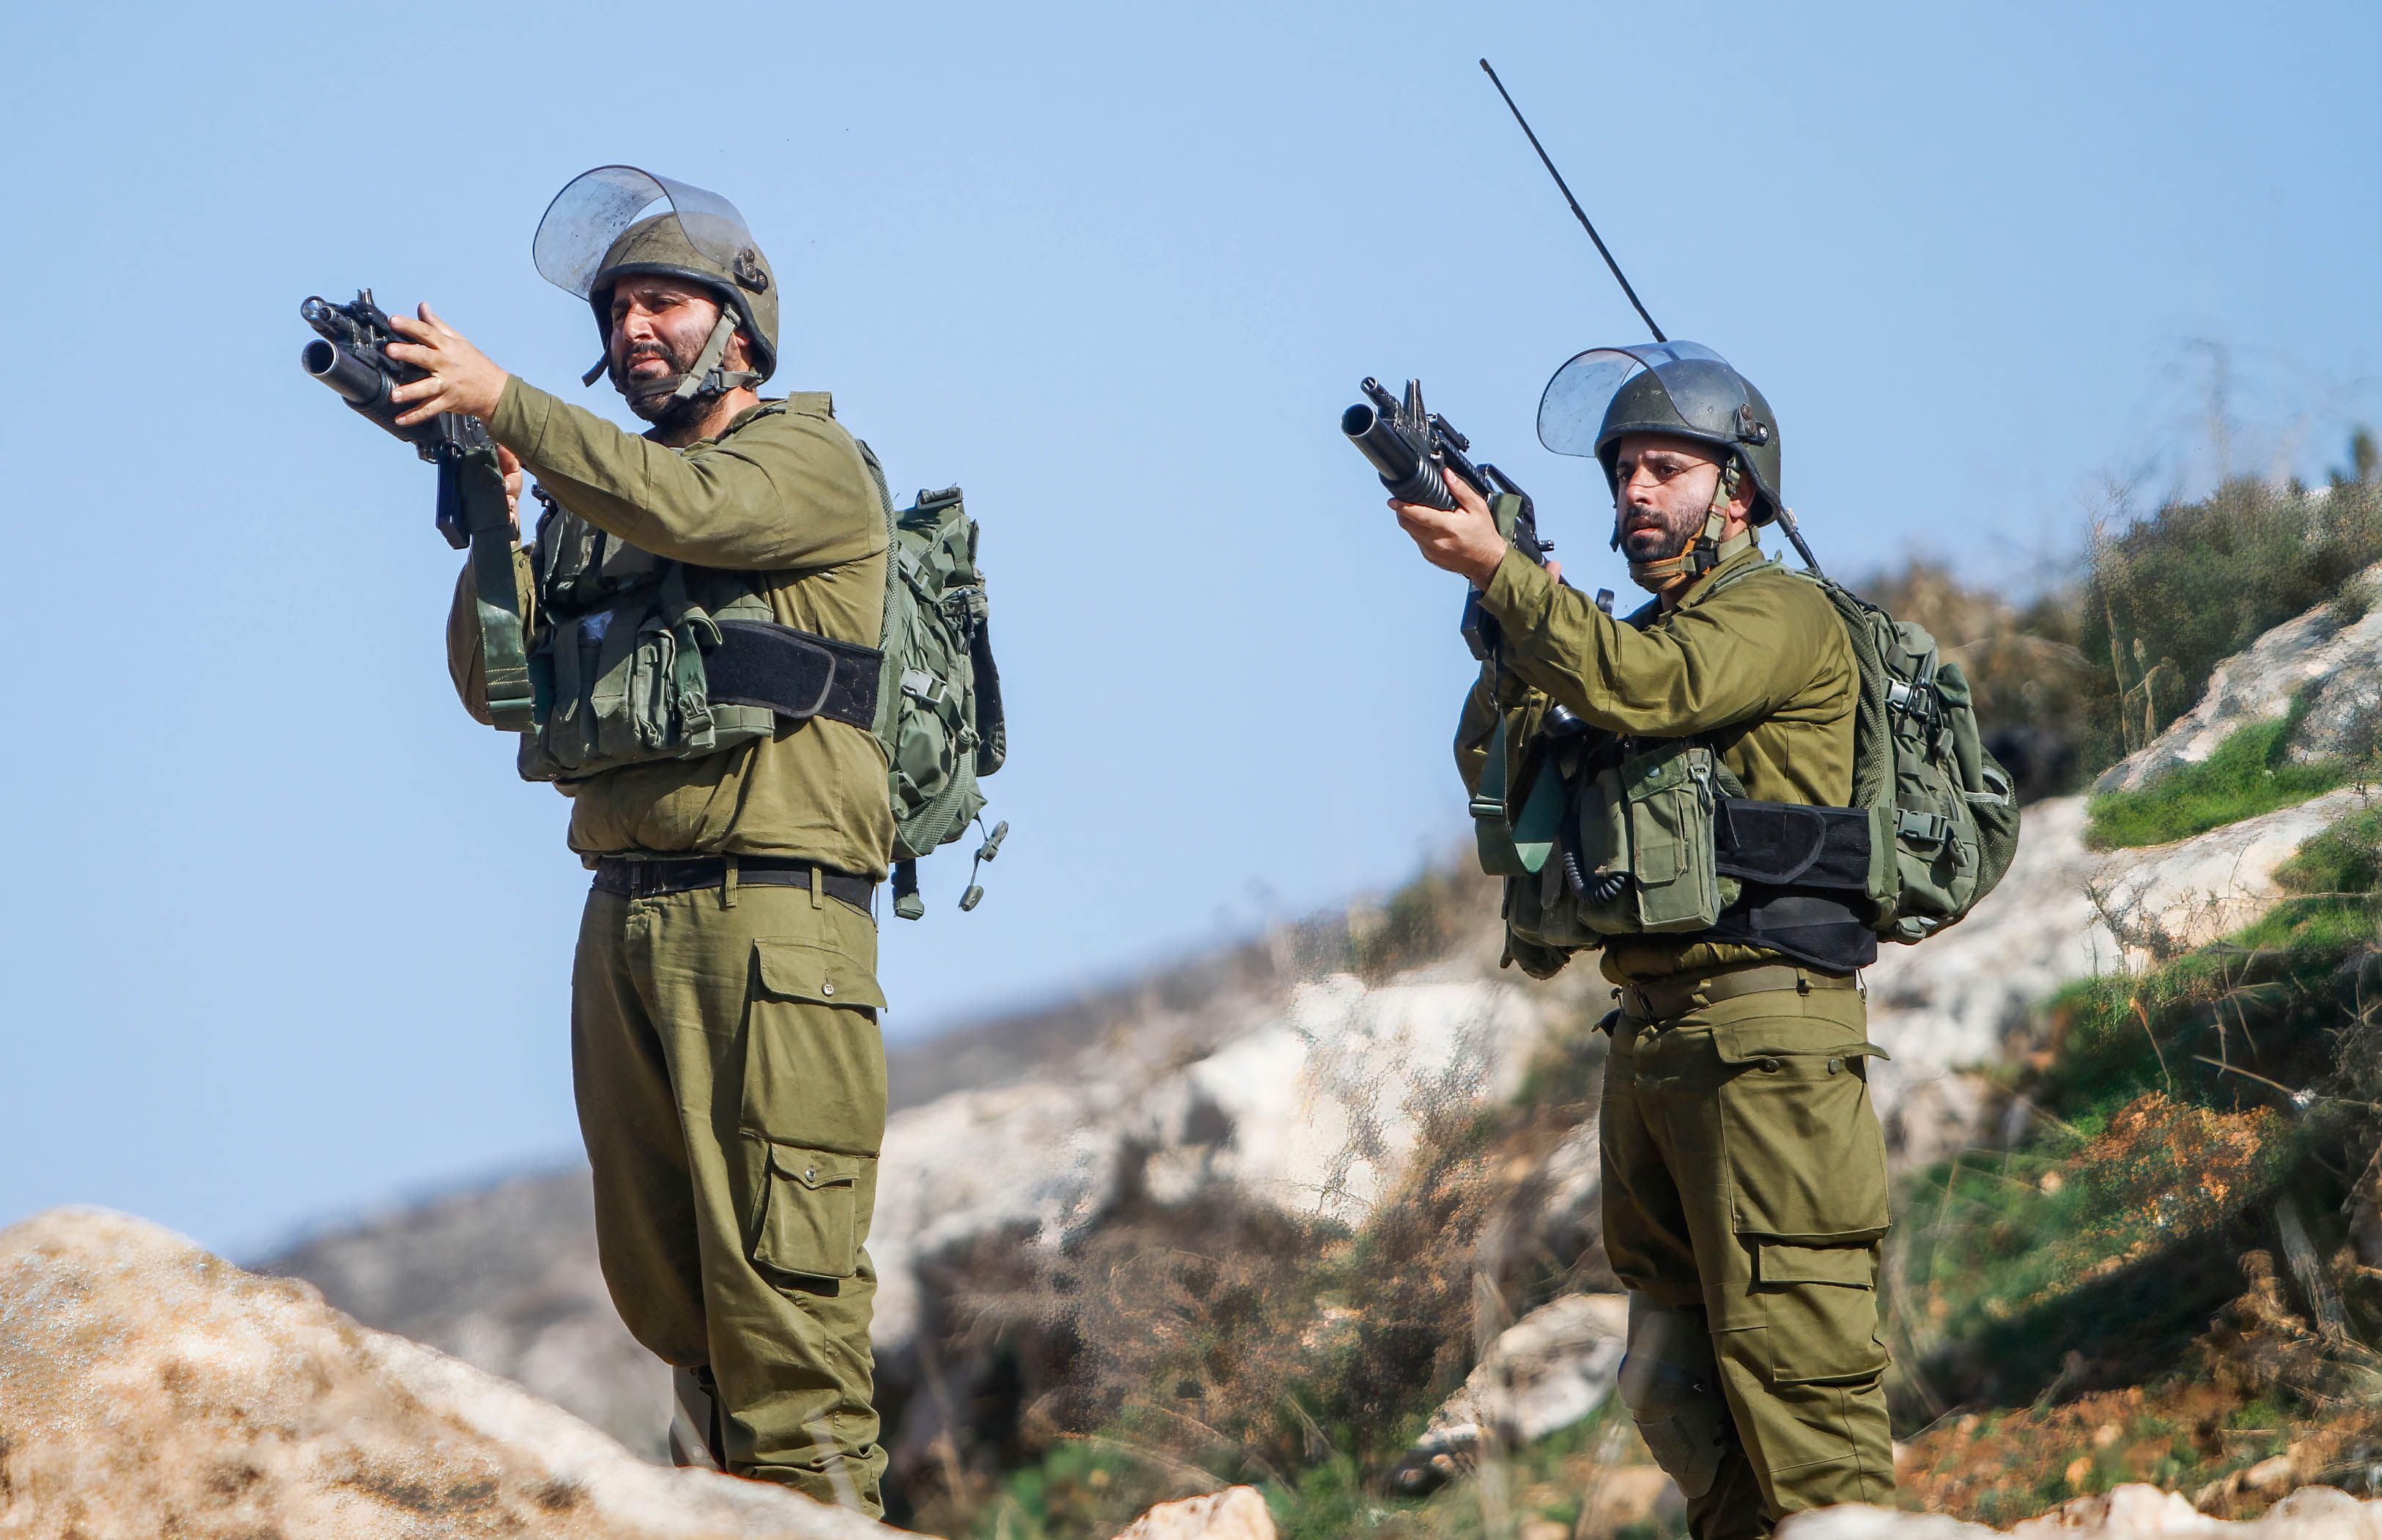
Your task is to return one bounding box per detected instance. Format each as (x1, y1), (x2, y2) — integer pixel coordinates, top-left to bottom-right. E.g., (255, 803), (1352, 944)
(1476, 554), (2015, 975)
(515, 407), (882, 785)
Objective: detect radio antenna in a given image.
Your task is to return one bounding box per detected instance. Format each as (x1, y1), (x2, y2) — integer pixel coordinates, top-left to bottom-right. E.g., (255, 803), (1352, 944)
(1479, 59), (1666, 342)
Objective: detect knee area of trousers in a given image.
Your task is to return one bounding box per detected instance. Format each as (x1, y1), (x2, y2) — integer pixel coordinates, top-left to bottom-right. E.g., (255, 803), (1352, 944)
(1618, 1297), (1735, 1502)
(1618, 1298), (1721, 1420)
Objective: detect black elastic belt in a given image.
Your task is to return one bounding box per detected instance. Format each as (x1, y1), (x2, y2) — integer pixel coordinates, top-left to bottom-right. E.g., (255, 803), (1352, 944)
(593, 855), (876, 911)
(1706, 889), (1879, 972)
(1702, 795), (1880, 972)
(704, 621), (882, 731)
(1714, 797), (1872, 890)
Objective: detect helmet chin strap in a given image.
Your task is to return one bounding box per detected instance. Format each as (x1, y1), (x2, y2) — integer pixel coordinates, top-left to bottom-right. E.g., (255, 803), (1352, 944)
(591, 309), (764, 424)
(1624, 459), (1742, 594)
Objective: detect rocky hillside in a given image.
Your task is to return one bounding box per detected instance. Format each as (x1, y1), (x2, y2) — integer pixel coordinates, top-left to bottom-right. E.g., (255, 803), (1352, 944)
(117, 553), (2382, 1536)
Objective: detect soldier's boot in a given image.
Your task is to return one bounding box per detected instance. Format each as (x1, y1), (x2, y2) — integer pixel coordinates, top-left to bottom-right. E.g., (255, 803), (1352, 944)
(668, 1364), (724, 1472)
(1619, 1296), (1769, 1540)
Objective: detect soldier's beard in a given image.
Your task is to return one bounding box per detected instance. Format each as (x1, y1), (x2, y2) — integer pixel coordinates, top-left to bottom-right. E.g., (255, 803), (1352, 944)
(614, 338), (703, 421)
(1618, 504), (1697, 563)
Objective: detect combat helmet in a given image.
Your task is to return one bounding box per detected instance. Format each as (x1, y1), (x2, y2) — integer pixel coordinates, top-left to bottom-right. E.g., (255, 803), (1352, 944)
(532, 166), (778, 418)
(1537, 342), (1784, 589)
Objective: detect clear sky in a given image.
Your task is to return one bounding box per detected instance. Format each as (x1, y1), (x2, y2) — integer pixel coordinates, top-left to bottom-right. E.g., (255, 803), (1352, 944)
(3, 1), (2375, 1257)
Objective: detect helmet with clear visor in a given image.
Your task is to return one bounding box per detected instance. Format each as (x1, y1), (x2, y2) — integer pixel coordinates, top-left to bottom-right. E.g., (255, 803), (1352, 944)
(1537, 341), (1780, 523)
(533, 166), (778, 390)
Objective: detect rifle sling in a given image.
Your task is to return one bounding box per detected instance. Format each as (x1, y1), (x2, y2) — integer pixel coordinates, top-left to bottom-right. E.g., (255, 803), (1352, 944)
(451, 445), (536, 733)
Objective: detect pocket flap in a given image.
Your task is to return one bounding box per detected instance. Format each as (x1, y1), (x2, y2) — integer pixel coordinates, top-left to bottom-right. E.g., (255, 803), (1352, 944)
(767, 1143), (863, 1192)
(1620, 745), (1692, 797)
(753, 939), (887, 1011)
(1714, 1020), (1890, 1066)
(1758, 1240), (1875, 1289)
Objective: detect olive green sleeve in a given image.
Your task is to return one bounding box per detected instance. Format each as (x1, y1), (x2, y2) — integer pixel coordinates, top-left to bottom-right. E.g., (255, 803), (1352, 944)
(1476, 547), (1834, 737)
(486, 377), (881, 570)
(446, 546), (535, 726)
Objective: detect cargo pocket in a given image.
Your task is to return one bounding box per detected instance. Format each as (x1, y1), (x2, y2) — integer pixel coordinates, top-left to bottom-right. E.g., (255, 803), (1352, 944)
(742, 939), (888, 1154)
(1752, 1239), (1890, 1384)
(1714, 1013), (1891, 1240)
(754, 1142), (866, 1281)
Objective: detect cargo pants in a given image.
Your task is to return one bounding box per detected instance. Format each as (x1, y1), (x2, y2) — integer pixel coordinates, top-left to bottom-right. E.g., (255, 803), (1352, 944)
(572, 872), (888, 1514)
(1601, 964), (1895, 1539)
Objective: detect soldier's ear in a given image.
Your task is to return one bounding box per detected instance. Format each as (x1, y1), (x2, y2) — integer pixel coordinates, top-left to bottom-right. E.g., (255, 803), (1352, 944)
(1728, 457), (1761, 521)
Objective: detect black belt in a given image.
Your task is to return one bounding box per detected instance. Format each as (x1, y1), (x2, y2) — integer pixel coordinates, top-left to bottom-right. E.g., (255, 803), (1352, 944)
(703, 621), (882, 731)
(592, 855), (876, 911)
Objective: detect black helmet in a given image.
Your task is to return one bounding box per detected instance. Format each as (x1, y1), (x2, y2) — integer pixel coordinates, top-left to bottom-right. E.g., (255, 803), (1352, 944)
(1537, 342), (1781, 523)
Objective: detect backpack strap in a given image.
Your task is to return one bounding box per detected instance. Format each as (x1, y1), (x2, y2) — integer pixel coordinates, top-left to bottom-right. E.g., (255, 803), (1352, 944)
(1470, 712), (1565, 877)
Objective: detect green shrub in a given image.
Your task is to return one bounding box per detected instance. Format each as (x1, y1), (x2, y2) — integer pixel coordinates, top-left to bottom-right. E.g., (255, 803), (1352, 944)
(2083, 715), (2347, 850)
(2083, 473), (2382, 772)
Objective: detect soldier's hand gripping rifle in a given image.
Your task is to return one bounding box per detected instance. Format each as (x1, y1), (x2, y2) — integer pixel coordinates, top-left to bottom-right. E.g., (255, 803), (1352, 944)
(1342, 377), (1567, 664)
(300, 290), (535, 731)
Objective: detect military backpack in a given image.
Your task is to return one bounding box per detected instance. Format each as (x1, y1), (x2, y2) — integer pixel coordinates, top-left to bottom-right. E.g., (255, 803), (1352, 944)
(1478, 557), (2017, 971)
(860, 471), (1009, 920)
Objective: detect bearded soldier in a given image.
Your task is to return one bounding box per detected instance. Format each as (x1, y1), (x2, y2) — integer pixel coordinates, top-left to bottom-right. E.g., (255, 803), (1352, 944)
(1390, 344), (1892, 1537)
(383, 168), (894, 1513)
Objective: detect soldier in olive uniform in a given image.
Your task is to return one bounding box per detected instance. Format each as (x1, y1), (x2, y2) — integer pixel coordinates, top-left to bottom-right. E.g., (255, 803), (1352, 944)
(1391, 346), (1892, 1538)
(385, 169), (893, 1514)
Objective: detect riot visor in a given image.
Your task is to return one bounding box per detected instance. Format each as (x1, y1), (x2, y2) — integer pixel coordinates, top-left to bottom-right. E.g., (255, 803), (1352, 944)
(532, 166), (758, 300)
(1535, 341), (1744, 457)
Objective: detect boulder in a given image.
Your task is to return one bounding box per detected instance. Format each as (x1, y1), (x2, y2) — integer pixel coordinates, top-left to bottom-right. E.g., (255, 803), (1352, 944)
(0, 1208), (895, 1539)
(1778, 1481), (2382, 1536)
(1393, 1293), (1630, 1492)
(262, 1169), (665, 1459)
(870, 962), (1551, 1356)
(1111, 1486), (1276, 1539)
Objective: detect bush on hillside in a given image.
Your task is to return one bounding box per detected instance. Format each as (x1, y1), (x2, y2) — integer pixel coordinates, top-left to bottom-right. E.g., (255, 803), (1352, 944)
(1860, 435), (2382, 796)
(2084, 471), (2382, 771)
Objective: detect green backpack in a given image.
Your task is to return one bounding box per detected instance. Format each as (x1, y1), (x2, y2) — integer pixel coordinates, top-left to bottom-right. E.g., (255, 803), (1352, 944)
(1797, 572), (2018, 943)
(860, 465), (1009, 921)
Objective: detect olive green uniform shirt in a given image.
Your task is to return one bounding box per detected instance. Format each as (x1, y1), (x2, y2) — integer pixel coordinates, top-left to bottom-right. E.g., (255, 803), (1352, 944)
(1454, 534), (1859, 982)
(449, 377), (892, 877)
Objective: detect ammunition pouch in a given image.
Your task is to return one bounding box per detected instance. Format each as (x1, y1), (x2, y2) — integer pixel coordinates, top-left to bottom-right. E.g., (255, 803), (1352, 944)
(1489, 721), (1881, 973)
(516, 501), (880, 784)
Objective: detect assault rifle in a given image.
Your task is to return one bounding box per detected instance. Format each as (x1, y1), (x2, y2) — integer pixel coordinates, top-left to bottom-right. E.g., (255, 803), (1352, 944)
(1342, 377), (1562, 663)
(300, 290), (504, 553)
(299, 289), (533, 729)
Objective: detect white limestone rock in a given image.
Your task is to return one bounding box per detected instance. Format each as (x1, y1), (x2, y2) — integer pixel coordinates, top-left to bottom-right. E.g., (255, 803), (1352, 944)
(1395, 1292), (1631, 1490)
(1111, 1486), (1277, 1539)
(0, 1207), (899, 1539)
(869, 963), (1547, 1354)
(1778, 1481), (2382, 1536)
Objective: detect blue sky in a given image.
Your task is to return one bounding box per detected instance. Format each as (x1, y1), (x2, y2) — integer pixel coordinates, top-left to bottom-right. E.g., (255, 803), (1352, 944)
(3, 1), (2375, 1256)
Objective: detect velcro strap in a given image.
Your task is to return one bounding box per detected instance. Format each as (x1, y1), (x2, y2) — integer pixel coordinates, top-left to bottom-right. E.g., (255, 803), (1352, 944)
(704, 621), (882, 730)
(1714, 798), (1872, 891)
